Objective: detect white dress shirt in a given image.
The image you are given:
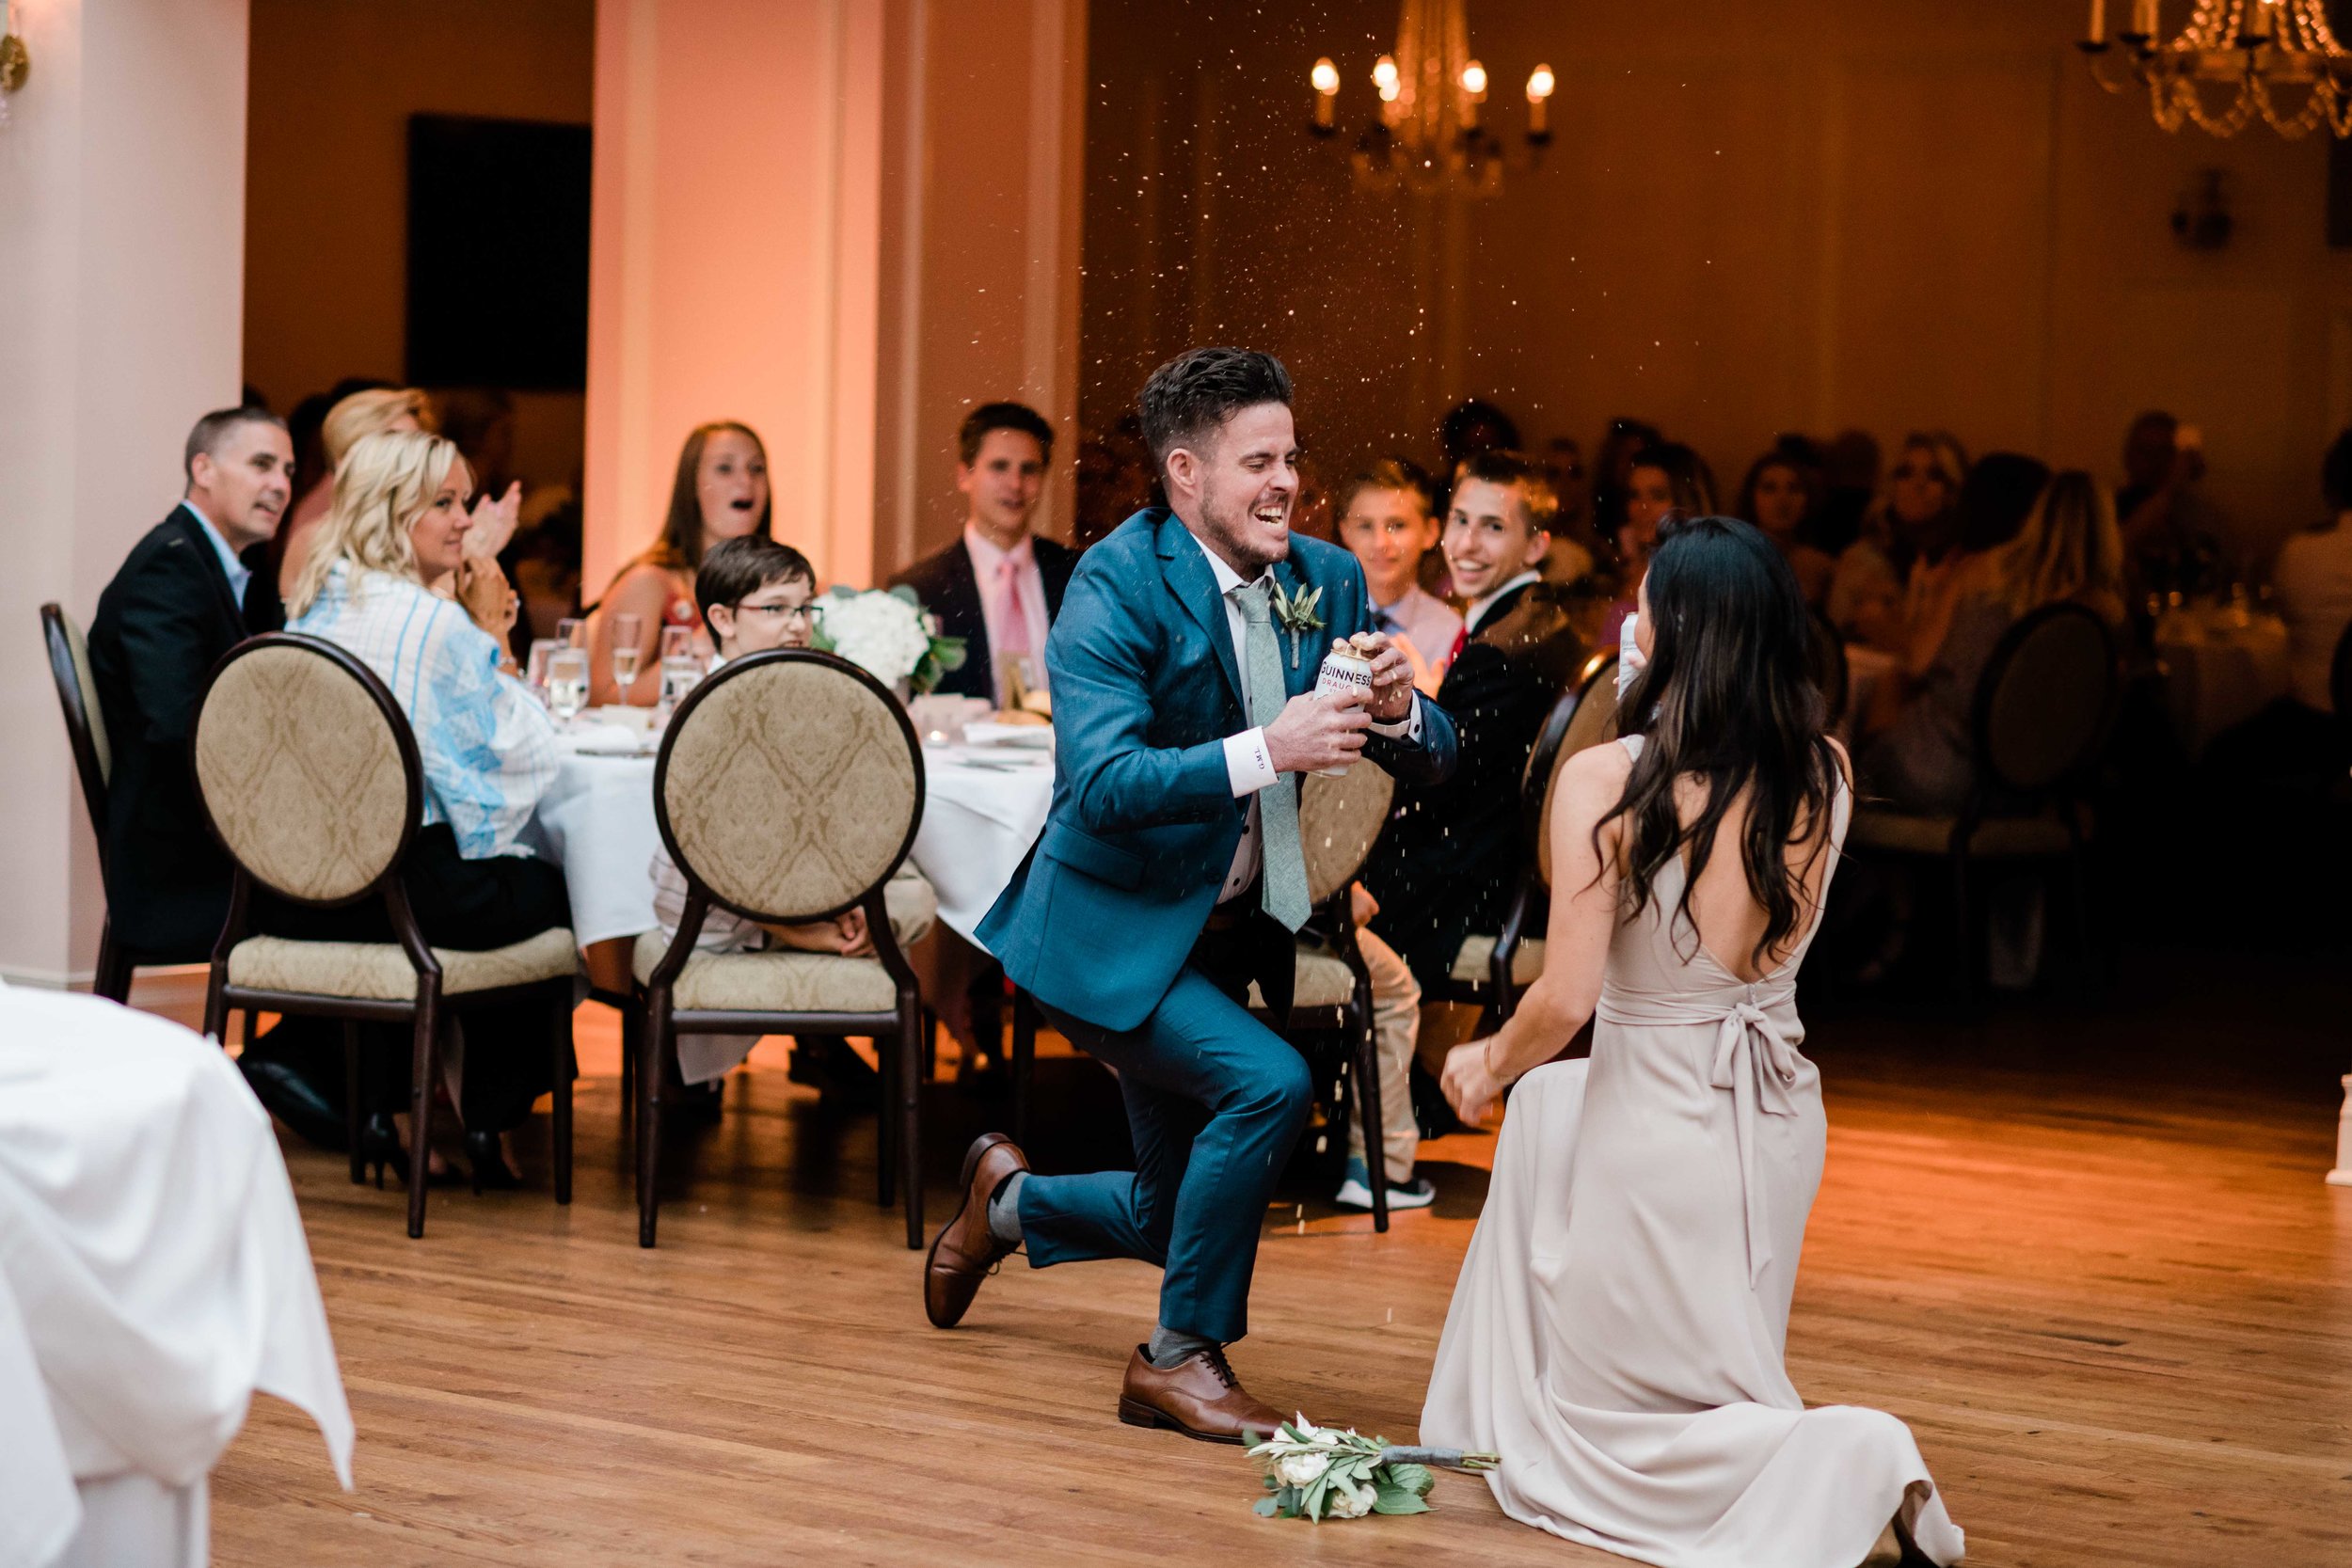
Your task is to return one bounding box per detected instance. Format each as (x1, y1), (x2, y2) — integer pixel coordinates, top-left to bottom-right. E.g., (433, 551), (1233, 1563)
(1462, 568), (1543, 639)
(963, 523), (1051, 706)
(181, 499), (252, 611)
(1186, 531), (1422, 903)
(2273, 515), (2352, 712)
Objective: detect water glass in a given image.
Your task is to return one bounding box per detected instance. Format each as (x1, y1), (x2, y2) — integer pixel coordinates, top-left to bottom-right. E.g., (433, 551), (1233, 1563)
(524, 638), (560, 705)
(547, 647), (590, 725)
(612, 611), (644, 697)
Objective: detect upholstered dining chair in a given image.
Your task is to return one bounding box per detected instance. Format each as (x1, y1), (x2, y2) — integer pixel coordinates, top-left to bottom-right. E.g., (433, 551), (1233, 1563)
(1424, 647), (1622, 1029)
(1244, 761), (1399, 1230)
(40, 602), (156, 1003)
(190, 634), (580, 1238)
(634, 648), (929, 1250)
(1847, 601), (2121, 1003)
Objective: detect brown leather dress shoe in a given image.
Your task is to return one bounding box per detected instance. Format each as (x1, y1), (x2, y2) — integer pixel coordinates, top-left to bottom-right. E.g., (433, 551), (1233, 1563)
(1117, 1344), (1288, 1445)
(924, 1132), (1028, 1328)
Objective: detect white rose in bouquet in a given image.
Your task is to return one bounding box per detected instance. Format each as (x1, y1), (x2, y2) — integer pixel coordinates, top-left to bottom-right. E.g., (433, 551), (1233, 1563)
(1274, 1451), (1329, 1487)
(1325, 1482), (1374, 1519)
(812, 586), (968, 695)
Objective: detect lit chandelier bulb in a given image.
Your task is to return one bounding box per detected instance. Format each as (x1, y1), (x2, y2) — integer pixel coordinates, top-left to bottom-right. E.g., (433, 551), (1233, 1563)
(1311, 56), (1340, 95)
(1373, 54), (1399, 93)
(1461, 59), (1488, 96)
(1527, 63), (1555, 135)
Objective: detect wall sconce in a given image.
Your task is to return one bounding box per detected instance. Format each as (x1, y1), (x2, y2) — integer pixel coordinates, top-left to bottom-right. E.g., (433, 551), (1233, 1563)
(0, 0), (30, 129)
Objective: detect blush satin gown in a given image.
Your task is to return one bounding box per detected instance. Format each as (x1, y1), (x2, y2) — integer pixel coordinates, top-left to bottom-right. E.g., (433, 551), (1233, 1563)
(1421, 737), (1963, 1567)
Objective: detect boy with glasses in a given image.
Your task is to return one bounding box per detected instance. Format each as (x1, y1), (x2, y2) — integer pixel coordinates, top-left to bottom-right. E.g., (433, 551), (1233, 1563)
(646, 536), (937, 1101)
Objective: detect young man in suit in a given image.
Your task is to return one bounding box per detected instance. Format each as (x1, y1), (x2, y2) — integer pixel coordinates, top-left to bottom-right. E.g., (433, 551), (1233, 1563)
(888, 402), (1076, 706)
(924, 349), (1457, 1441)
(1363, 450), (1587, 1101)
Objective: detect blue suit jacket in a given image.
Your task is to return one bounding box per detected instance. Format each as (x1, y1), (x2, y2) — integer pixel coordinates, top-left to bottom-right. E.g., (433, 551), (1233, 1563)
(976, 508), (1458, 1033)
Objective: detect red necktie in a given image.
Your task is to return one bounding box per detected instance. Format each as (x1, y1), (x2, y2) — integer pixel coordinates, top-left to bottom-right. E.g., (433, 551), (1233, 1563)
(1445, 623), (1468, 668)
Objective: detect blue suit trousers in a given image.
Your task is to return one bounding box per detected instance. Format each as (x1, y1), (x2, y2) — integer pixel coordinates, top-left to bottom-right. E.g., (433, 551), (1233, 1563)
(1018, 929), (1312, 1345)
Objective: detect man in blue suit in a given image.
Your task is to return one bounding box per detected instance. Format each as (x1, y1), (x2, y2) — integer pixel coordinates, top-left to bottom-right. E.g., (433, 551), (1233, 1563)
(924, 349), (1457, 1442)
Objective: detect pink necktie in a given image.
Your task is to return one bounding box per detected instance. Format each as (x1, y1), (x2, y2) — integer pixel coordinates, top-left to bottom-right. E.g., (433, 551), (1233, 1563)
(994, 558), (1032, 657)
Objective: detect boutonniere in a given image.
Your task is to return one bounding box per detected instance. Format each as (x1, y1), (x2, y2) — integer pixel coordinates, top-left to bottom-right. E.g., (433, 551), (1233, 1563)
(1270, 580), (1325, 669)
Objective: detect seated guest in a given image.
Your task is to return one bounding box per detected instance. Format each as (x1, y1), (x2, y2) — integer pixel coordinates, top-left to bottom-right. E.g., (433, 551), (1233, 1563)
(1600, 441), (1716, 646)
(2212, 428), (2352, 778)
(275, 428), (564, 1184)
(1335, 459), (1461, 695)
(588, 421), (773, 705)
(1588, 415), (1662, 550)
(87, 406), (294, 964)
(1862, 457), (2125, 815)
(889, 402), (1074, 706)
(1831, 429), (1969, 652)
(1813, 428), (1882, 556)
(273, 386), (426, 606)
(1737, 447), (1836, 608)
(649, 535), (939, 1097)
(1365, 449), (1586, 1003)
(1332, 883), (1435, 1212)
(2117, 409), (2229, 600)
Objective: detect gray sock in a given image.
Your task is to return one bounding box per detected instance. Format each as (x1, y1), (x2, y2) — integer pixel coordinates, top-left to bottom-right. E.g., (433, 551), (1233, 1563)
(1146, 1323), (1218, 1370)
(985, 1169), (1026, 1247)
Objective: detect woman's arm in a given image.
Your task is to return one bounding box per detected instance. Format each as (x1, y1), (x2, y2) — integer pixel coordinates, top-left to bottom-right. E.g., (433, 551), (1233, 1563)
(1441, 741), (1630, 1122)
(585, 563), (673, 705)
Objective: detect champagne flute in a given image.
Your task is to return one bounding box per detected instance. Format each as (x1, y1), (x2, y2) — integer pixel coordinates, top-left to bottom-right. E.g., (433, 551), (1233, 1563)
(556, 616), (587, 650)
(524, 638), (560, 705)
(612, 611), (644, 699)
(547, 647), (590, 726)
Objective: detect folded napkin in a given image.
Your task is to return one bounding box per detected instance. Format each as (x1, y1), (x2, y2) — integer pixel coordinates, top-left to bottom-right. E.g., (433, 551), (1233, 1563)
(569, 723), (648, 756)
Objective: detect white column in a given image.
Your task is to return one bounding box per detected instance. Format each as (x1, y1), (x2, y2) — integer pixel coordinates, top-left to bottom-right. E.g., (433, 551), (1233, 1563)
(0, 0), (251, 986)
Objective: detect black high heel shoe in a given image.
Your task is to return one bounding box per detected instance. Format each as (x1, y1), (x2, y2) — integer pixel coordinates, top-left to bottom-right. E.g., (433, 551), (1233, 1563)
(465, 1128), (524, 1194)
(357, 1113), (408, 1190)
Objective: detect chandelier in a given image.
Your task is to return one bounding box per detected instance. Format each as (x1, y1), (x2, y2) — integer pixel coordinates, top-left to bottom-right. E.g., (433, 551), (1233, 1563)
(2079, 0), (2352, 137)
(1308, 0), (1551, 196)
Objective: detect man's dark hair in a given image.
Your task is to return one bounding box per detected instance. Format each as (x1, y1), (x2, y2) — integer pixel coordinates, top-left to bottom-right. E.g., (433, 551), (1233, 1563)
(1956, 452), (2054, 555)
(695, 535), (816, 642)
(1439, 398), (1521, 461)
(958, 402), (1055, 467)
(183, 405), (289, 483)
(2322, 427), (2352, 514)
(1451, 449), (1560, 533)
(1136, 348), (1293, 473)
(1333, 457), (1434, 526)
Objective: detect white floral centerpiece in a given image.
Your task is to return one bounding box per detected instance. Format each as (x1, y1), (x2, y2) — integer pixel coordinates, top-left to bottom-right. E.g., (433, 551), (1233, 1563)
(809, 586), (966, 696)
(1247, 1416), (1496, 1522)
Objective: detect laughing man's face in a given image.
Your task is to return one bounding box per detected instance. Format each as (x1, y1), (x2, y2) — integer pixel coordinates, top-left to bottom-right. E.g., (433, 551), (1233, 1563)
(1186, 402), (1297, 577)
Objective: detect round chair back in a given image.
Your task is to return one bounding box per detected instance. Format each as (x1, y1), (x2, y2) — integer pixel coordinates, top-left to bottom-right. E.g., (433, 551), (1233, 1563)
(192, 635), (420, 906)
(1971, 602), (2119, 793)
(1809, 609), (1850, 724)
(1533, 649), (1622, 890)
(655, 649), (924, 925)
(1299, 762), (1394, 908)
(41, 603), (112, 852)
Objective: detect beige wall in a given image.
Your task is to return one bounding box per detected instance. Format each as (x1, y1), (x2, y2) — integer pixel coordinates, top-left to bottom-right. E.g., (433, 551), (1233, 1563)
(243, 0), (595, 489)
(1083, 0), (2351, 560)
(0, 0), (252, 985)
(584, 0), (1087, 594)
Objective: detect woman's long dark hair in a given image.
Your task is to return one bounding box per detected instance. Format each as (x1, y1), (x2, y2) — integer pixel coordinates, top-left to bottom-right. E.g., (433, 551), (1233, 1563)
(1597, 515), (1839, 970)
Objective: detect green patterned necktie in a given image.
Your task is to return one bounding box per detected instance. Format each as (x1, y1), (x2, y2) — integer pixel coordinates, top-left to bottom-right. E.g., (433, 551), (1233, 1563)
(1232, 580), (1311, 931)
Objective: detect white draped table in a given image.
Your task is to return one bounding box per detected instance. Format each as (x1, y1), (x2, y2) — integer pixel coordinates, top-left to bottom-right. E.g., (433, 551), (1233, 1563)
(0, 985), (353, 1568)
(2153, 607), (2291, 756)
(531, 732), (1055, 950)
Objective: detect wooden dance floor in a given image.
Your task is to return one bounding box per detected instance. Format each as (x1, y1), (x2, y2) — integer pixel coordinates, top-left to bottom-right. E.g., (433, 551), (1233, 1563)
(167, 944), (2349, 1567)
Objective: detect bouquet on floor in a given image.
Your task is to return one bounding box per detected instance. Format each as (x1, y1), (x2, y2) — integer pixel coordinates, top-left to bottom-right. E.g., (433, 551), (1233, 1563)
(1247, 1416), (1497, 1521)
(809, 586), (966, 695)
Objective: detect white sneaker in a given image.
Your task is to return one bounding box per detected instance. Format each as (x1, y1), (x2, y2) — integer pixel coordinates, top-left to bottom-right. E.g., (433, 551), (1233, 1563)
(1334, 1173), (1436, 1212)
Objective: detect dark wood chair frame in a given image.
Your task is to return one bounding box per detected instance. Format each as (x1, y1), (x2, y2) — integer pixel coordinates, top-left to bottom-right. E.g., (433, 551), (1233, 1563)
(1423, 647), (1621, 1030)
(1856, 602), (2122, 1004)
(41, 601), (198, 1003)
(636, 648), (930, 1250)
(191, 634), (576, 1239)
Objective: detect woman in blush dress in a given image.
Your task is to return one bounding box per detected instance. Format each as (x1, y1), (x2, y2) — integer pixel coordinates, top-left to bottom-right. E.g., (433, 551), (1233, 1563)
(1421, 515), (1963, 1568)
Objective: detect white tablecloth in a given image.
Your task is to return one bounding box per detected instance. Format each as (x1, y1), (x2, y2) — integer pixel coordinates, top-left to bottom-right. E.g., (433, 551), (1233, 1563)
(532, 736), (1054, 949)
(0, 985), (354, 1568)
(2153, 609), (2292, 755)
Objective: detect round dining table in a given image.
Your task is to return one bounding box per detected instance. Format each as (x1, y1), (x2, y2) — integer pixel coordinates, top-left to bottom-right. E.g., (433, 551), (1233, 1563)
(527, 720), (1055, 991)
(2152, 606), (2292, 756)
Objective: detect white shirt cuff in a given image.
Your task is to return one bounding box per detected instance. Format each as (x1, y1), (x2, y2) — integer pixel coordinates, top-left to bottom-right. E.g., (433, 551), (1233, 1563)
(1366, 693), (1423, 743)
(1223, 728), (1279, 795)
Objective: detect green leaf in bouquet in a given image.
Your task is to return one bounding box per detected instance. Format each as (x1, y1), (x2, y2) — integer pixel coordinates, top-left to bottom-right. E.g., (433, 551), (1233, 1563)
(1300, 1475), (1332, 1519)
(1370, 1480), (1431, 1515)
(886, 584), (922, 608)
(930, 634), (968, 672)
(1385, 1462), (1436, 1497)
(1252, 1496), (1281, 1518)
